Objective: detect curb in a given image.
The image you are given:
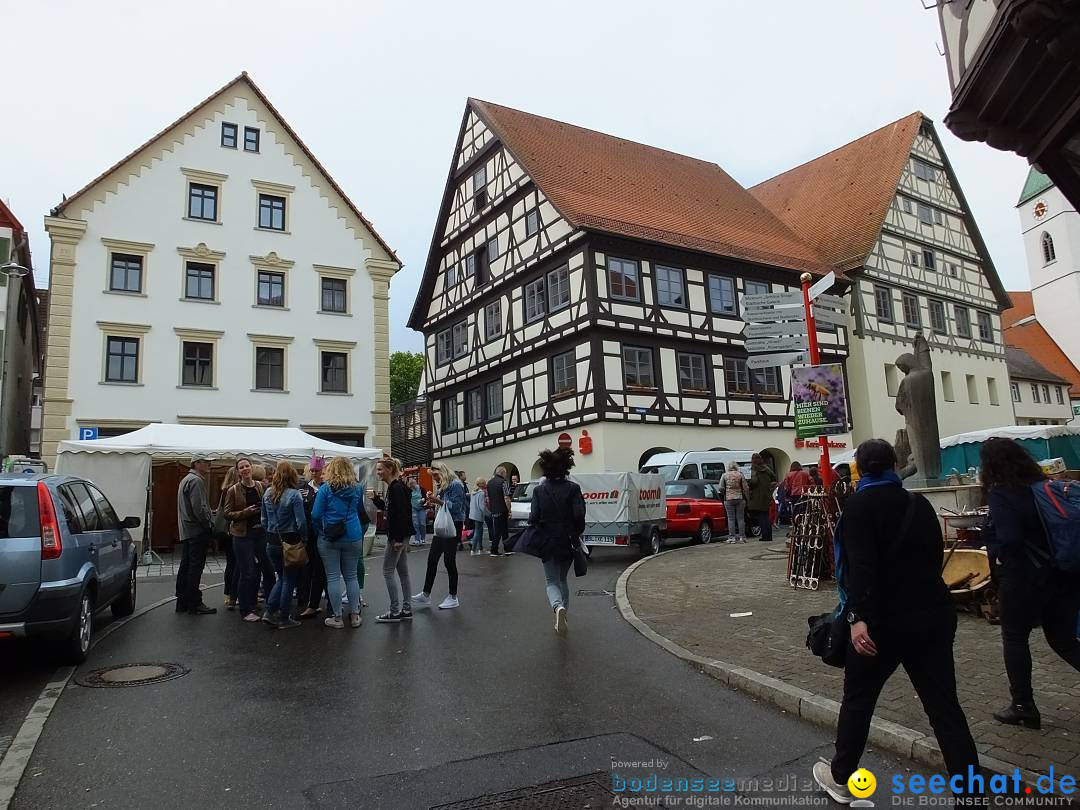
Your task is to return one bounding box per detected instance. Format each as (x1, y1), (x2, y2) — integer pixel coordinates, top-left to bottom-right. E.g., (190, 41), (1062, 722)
(614, 549), (1041, 785)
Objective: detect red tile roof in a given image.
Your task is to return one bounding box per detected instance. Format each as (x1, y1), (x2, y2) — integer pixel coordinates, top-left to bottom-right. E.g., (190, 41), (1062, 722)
(748, 113), (924, 270)
(1003, 290), (1080, 397)
(470, 99), (831, 276)
(54, 73), (399, 266)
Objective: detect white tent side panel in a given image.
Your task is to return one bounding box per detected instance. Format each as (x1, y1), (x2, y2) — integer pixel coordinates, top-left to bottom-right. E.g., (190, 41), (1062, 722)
(55, 452), (151, 548)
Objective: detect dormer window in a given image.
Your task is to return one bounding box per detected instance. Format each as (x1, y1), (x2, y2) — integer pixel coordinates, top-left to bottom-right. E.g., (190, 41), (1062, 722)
(1042, 232), (1056, 264)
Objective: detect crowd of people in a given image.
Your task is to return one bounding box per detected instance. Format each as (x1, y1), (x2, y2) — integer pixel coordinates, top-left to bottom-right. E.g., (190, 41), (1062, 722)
(173, 453), (565, 631)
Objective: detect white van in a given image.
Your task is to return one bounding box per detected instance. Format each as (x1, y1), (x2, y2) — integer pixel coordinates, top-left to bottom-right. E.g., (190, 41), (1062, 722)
(640, 450), (755, 483)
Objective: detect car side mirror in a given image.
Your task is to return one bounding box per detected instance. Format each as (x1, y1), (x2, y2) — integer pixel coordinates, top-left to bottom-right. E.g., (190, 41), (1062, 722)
(122, 516), (141, 529)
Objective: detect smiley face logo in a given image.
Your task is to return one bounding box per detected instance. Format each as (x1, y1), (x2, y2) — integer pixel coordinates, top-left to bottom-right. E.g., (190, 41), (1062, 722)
(847, 768), (876, 798)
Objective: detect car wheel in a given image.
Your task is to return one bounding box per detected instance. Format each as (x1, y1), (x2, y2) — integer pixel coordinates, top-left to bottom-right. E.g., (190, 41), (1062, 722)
(111, 564), (137, 617)
(650, 529), (662, 556)
(698, 520), (713, 544)
(56, 589), (93, 665)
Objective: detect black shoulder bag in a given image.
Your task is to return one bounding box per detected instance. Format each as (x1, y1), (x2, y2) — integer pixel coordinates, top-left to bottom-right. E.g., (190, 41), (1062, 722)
(807, 491), (917, 668)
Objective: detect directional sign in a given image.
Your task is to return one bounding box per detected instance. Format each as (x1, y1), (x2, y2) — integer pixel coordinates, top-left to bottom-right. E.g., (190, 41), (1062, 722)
(743, 291), (803, 309)
(813, 293), (847, 312)
(812, 306), (847, 327)
(747, 351), (807, 369)
(746, 335), (809, 354)
(742, 306), (806, 324)
(808, 271), (836, 301)
(744, 321), (809, 339)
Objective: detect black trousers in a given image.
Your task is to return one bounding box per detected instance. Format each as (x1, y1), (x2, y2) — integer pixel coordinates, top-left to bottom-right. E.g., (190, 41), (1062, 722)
(423, 522), (460, 596)
(296, 534), (327, 609)
(833, 612), (978, 786)
(750, 509), (772, 542)
(998, 564), (1080, 705)
(221, 536), (236, 598)
(175, 532), (210, 610)
(489, 513), (509, 554)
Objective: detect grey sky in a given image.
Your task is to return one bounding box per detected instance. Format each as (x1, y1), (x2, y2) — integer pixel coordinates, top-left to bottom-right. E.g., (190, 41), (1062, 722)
(3, 0), (1031, 354)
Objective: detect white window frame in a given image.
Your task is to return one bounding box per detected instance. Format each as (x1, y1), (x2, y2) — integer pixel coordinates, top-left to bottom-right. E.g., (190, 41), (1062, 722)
(314, 338), (356, 395)
(656, 265), (686, 309)
(546, 266), (570, 313)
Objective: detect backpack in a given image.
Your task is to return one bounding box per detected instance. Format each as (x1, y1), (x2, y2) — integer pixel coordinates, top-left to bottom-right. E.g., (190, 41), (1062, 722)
(1030, 479), (1080, 573)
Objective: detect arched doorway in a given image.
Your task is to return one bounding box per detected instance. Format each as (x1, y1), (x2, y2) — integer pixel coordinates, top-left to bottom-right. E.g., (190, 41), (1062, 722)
(529, 459), (544, 481)
(498, 461), (521, 487)
(760, 447), (790, 477)
(708, 446), (730, 451)
(638, 446), (674, 470)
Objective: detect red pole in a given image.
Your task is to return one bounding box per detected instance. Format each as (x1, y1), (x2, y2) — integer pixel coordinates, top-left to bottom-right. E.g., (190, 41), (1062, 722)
(800, 273), (833, 487)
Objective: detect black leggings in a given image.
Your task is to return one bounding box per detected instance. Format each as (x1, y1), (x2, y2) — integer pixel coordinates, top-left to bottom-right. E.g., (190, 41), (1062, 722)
(423, 521), (461, 596)
(833, 612), (978, 788)
(998, 565), (1080, 704)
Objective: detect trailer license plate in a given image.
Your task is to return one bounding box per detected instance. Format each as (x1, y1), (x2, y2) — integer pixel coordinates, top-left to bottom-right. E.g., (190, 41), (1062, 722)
(588, 536), (618, 545)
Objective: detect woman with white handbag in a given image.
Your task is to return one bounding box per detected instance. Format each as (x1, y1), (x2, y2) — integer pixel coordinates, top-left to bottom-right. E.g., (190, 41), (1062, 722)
(413, 463), (467, 610)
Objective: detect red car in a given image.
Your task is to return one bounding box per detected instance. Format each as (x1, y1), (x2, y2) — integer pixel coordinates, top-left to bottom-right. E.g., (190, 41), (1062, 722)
(663, 480), (728, 545)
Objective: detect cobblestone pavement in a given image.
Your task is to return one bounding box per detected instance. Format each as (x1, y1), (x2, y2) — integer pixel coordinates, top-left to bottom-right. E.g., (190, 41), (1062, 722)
(136, 552), (226, 579)
(626, 540), (1080, 776)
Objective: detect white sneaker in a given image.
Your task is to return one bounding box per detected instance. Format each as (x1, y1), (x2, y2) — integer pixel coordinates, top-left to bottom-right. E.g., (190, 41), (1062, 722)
(812, 760), (852, 805)
(412, 592), (431, 607)
(438, 595), (459, 609)
(725, 537), (736, 544)
(554, 606), (567, 636)
(341, 592), (349, 605)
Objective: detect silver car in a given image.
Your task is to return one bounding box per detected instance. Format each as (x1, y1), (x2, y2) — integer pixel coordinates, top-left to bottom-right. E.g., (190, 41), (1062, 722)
(0, 474), (140, 663)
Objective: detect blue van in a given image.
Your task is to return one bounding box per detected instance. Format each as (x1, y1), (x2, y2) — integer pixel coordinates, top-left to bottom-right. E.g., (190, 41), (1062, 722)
(0, 474), (140, 663)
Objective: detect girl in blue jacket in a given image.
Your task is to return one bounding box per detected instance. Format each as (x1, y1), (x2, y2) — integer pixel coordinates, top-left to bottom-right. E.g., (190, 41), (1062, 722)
(312, 457), (367, 628)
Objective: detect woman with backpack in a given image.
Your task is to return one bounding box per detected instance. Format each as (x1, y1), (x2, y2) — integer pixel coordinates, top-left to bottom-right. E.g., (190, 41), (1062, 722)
(261, 460), (307, 629)
(413, 463), (466, 610)
(519, 447), (586, 636)
(311, 457), (366, 629)
(720, 462), (749, 543)
(980, 437), (1080, 730)
(812, 439), (978, 805)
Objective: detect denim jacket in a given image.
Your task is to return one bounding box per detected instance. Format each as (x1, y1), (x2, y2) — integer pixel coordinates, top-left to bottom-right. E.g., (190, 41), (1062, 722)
(442, 479), (467, 522)
(261, 488), (306, 537)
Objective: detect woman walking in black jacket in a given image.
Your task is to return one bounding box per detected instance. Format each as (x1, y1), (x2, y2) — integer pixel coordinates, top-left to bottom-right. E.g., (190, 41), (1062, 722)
(522, 447), (586, 636)
(373, 457), (414, 623)
(981, 438), (1080, 730)
(813, 439), (978, 805)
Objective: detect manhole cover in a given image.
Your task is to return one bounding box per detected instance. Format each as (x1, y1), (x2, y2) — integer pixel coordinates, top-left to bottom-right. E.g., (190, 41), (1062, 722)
(76, 662), (189, 688)
(432, 772), (670, 809)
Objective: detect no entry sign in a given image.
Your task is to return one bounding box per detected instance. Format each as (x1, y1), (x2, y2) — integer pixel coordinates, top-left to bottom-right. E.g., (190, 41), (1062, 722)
(558, 433), (573, 449)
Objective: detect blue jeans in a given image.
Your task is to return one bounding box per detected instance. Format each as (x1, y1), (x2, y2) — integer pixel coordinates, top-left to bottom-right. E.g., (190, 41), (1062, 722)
(265, 543), (300, 619)
(318, 537), (361, 618)
(470, 517), (485, 552)
(543, 558), (572, 610)
(412, 509), (427, 543)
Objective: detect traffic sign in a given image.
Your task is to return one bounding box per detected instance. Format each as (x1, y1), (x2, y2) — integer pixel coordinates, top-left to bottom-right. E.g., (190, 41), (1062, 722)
(812, 293), (846, 311)
(747, 351), (807, 369)
(558, 433), (572, 449)
(743, 291), (802, 309)
(808, 271), (836, 301)
(744, 321), (809, 338)
(746, 335), (809, 354)
(742, 306), (806, 324)
(812, 306), (847, 327)
(79, 427), (99, 441)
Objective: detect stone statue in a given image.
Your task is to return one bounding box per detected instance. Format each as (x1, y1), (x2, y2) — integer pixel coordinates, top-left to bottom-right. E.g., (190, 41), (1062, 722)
(894, 333), (941, 486)
(893, 428), (918, 480)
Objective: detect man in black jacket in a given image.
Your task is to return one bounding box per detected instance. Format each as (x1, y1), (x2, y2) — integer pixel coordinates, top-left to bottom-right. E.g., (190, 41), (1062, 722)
(486, 466), (512, 556)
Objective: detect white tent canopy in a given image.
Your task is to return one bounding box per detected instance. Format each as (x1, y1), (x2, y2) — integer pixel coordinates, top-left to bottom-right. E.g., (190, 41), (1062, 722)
(55, 424), (381, 549)
(939, 423), (1080, 448)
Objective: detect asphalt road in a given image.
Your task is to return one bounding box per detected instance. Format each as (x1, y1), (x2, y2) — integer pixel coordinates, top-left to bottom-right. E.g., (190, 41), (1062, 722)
(8, 545), (932, 809)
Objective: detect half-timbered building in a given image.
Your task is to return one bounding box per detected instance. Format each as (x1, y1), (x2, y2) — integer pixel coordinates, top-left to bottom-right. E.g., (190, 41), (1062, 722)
(409, 101), (851, 480)
(751, 113), (1012, 447)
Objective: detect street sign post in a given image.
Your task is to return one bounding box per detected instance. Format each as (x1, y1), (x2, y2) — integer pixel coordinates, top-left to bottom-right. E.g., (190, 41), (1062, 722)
(746, 351), (808, 369)
(807, 270), (836, 301)
(811, 293), (846, 311)
(746, 335), (809, 354)
(800, 273), (835, 486)
(744, 321), (809, 338)
(743, 291), (803, 309)
(811, 306), (847, 327)
(742, 306), (806, 323)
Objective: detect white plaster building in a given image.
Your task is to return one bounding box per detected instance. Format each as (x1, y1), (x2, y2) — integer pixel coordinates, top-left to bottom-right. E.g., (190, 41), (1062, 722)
(1004, 170), (1080, 425)
(1005, 347), (1073, 426)
(41, 74), (400, 466)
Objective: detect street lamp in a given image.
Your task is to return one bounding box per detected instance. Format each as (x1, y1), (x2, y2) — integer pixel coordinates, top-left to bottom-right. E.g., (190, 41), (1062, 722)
(1, 231), (31, 278)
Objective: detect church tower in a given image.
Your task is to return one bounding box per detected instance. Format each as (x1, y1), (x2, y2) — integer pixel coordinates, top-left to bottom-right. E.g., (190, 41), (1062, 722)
(1018, 169), (1080, 364)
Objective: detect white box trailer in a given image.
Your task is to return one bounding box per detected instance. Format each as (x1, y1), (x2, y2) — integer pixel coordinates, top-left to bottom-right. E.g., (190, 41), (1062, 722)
(509, 472), (666, 557)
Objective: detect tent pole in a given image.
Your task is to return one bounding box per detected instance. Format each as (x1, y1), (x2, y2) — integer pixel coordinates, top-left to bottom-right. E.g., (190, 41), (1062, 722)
(140, 463), (164, 566)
